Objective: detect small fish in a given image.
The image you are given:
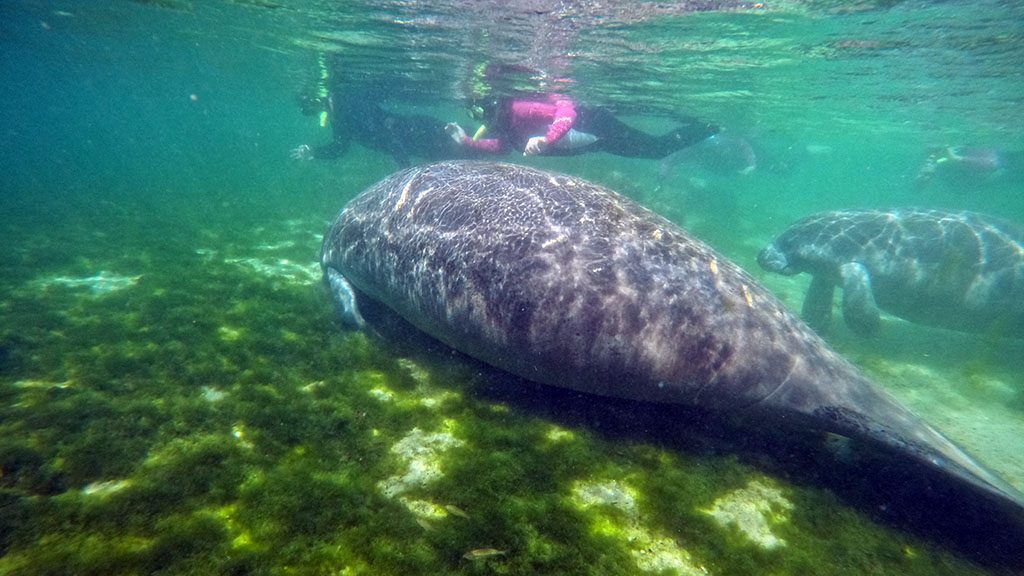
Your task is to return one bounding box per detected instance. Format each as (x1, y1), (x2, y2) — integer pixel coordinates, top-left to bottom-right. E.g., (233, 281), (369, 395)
(463, 548), (506, 560)
(445, 504), (470, 519)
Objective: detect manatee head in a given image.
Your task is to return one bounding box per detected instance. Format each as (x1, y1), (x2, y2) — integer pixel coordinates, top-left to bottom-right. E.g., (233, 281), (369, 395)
(757, 242), (799, 275)
(759, 214), (844, 276)
(761, 240), (806, 274)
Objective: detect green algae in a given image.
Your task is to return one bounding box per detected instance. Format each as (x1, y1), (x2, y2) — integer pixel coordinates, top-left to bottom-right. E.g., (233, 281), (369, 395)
(0, 198), (1014, 576)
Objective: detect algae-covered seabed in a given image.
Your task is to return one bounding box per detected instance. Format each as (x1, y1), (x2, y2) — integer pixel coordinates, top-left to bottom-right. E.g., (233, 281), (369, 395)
(1, 154), (1022, 576)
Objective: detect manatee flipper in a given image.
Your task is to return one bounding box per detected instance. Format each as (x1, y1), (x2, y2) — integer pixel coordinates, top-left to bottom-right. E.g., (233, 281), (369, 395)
(839, 262), (880, 336)
(325, 267), (366, 329)
(801, 274), (835, 334)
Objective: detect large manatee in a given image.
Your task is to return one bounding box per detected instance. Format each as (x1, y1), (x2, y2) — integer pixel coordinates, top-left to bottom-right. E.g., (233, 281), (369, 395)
(320, 161), (1024, 559)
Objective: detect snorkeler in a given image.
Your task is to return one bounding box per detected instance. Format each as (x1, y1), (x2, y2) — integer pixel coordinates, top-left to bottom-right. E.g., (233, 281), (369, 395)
(444, 94), (719, 159)
(291, 89), (476, 168)
(914, 145), (1023, 189)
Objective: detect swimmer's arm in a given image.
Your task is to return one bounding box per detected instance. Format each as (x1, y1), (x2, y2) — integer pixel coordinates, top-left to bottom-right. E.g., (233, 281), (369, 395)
(543, 97), (577, 145)
(525, 97), (577, 155)
(446, 123), (504, 153)
(290, 137), (349, 160)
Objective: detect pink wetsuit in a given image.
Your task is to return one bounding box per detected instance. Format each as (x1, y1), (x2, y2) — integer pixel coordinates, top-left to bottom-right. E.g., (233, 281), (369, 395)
(462, 95), (577, 153)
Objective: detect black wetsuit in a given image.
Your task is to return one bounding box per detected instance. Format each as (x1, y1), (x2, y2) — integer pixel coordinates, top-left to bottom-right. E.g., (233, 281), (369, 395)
(312, 93), (474, 167)
(564, 105), (719, 159)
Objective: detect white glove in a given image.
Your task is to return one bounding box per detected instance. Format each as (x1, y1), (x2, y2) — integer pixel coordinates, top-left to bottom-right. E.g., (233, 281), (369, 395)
(445, 123), (468, 144)
(290, 144), (313, 160)
(524, 136), (548, 156)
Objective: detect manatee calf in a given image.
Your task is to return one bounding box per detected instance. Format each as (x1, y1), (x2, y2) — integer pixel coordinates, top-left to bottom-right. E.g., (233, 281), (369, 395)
(321, 161), (1024, 553)
(758, 208), (1024, 337)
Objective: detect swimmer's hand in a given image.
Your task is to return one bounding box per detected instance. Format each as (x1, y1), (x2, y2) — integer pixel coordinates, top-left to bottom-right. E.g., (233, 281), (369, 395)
(290, 144), (313, 160)
(524, 136), (548, 156)
(445, 123), (467, 144)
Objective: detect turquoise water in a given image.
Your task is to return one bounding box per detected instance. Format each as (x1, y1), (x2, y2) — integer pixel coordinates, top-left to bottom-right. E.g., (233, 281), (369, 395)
(2, 1), (1023, 574)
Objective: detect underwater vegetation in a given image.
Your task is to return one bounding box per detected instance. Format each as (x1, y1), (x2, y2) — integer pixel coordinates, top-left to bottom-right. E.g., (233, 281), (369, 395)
(0, 195), (1015, 576)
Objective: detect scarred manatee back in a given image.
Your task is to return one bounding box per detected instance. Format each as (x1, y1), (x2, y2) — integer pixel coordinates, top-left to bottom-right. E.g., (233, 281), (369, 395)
(321, 161), (866, 408)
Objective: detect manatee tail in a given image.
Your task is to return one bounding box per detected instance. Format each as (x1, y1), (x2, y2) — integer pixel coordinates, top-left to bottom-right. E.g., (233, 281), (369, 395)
(824, 392), (1024, 511)
(831, 392), (1024, 565)
(763, 366), (1024, 564)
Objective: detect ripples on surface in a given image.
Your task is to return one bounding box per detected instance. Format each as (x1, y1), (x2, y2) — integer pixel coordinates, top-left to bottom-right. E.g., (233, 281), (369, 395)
(276, 0), (1024, 139)
(24, 0), (1021, 139)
